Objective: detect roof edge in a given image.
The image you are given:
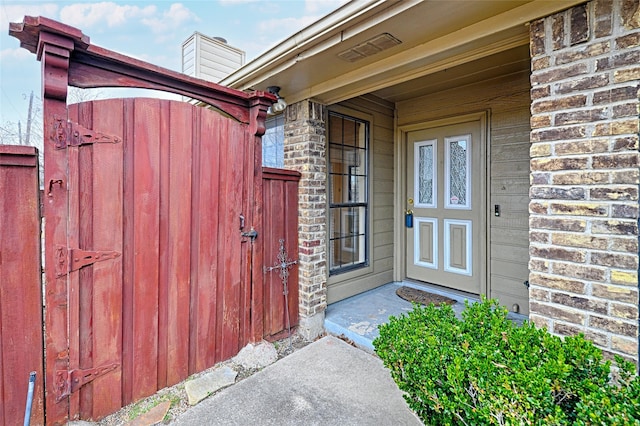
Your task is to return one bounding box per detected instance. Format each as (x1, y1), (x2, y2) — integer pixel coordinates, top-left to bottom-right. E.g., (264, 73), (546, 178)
(220, 0), (412, 88)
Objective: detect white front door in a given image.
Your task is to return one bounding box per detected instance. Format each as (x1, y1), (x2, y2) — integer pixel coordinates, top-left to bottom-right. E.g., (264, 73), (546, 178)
(406, 118), (485, 294)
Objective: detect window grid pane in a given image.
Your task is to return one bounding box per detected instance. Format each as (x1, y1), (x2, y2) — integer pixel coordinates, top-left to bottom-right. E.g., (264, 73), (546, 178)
(328, 112), (369, 274)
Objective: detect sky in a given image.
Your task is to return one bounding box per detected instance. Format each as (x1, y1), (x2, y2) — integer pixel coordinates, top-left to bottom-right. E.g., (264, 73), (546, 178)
(0, 0), (347, 133)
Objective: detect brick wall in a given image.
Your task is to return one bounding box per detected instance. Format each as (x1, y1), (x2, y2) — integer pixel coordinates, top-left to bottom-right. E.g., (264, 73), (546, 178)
(283, 100), (327, 339)
(529, 0), (640, 363)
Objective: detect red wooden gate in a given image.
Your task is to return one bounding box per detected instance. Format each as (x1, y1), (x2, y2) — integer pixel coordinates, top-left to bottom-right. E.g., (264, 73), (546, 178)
(11, 16), (275, 424)
(262, 168), (301, 340)
(59, 98), (260, 418)
(0, 146), (45, 425)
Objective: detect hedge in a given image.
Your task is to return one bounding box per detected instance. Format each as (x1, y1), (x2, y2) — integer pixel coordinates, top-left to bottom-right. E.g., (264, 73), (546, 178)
(373, 298), (639, 425)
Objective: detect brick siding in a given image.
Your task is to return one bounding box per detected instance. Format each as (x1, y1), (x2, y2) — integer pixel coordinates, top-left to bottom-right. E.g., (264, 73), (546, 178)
(529, 0), (640, 363)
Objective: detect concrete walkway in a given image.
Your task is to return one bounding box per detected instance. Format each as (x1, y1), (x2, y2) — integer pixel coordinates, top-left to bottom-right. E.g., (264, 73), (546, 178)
(325, 281), (526, 352)
(170, 336), (422, 426)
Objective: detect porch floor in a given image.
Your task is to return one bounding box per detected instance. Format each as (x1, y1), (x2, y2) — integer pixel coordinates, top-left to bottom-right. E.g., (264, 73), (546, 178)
(324, 281), (527, 353)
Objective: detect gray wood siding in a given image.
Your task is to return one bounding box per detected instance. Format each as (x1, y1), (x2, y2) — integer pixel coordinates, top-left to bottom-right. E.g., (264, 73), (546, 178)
(489, 106), (531, 315)
(328, 95), (395, 303)
(397, 70), (531, 314)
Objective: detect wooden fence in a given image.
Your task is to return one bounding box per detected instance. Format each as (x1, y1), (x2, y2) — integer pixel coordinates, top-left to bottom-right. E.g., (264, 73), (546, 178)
(0, 153), (302, 425)
(262, 167), (301, 340)
(0, 145), (45, 425)
(4, 16), (299, 425)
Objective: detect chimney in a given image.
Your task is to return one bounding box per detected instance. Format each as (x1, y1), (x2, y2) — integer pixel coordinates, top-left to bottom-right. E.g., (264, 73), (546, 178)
(182, 32), (245, 83)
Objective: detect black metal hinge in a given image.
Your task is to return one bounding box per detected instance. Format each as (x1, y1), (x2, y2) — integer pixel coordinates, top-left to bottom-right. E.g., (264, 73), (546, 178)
(53, 117), (121, 149)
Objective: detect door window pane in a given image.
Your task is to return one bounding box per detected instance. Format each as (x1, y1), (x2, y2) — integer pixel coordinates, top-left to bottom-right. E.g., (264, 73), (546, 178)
(445, 135), (471, 209)
(414, 140), (436, 208)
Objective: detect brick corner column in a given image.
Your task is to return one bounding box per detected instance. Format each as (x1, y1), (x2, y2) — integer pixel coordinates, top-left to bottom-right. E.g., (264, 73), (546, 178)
(283, 100), (327, 340)
(528, 0), (640, 365)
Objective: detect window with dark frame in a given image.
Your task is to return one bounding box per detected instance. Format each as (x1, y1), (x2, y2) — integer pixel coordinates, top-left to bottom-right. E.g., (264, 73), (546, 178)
(328, 112), (369, 274)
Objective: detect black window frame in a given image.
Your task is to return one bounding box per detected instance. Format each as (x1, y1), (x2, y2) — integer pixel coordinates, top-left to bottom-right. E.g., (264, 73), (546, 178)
(328, 111), (370, 275)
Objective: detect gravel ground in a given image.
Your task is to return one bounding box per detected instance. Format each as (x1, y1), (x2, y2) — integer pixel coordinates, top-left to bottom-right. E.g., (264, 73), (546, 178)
(90, 332), (313, 425)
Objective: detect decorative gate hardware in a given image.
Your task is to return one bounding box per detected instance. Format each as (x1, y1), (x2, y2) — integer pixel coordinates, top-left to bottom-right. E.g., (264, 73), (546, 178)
(53, 117), (122, 149)
(55, 363), (119, 401)
(55, 246), (121, 277)
(265, 239), (298, 343)
(264, 239), (298, 287)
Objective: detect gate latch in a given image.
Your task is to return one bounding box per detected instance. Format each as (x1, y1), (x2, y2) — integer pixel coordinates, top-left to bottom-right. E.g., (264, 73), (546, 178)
(241, 228), (258, 241)
(55, 363), (119, 401)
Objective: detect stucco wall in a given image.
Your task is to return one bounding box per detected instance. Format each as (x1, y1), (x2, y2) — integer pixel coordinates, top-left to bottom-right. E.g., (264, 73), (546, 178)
(528, 0), (640, 363)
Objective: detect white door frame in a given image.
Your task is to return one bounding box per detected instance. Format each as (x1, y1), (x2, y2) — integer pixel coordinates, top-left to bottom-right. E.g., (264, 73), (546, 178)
(394, 111), (490, 296)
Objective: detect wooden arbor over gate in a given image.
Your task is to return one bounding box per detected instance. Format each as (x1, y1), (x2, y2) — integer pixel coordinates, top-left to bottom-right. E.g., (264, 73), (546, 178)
(9, 16), (288, 424)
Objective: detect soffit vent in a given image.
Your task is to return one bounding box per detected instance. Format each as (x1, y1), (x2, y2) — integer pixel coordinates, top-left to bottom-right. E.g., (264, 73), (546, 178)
(337, 32), (402, 62)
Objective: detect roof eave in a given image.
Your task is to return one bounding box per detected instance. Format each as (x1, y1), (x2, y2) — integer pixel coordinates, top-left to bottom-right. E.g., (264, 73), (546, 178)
(224, 0), (588, 105)
(219, 0), (416, 89)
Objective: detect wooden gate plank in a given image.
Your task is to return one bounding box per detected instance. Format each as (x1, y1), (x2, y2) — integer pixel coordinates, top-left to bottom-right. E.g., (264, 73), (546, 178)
(66, 139), (82, 420)
(159, 101), (192, 387)
(67, 102), (88, 419)
(213, 117), (228, 363)
(190, 107), (220, 372)
(157, 100), (171, 391)
(167, 101), (193, 385)
(88, 99), (125, 418)
(239, 129), (255, 346)
(130, 99), (161, 402)
(219, 119), (244, 361)
(122, 98), (135, 406)
(285, 179), (300, 331)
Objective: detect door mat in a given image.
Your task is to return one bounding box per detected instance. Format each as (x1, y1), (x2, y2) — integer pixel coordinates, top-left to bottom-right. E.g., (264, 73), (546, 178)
(396, 286), (457, 306)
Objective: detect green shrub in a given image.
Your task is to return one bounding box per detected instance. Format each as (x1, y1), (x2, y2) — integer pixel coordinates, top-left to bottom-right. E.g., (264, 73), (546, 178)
(573, 357), (640, 425)
(373, 298), (640, 425)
